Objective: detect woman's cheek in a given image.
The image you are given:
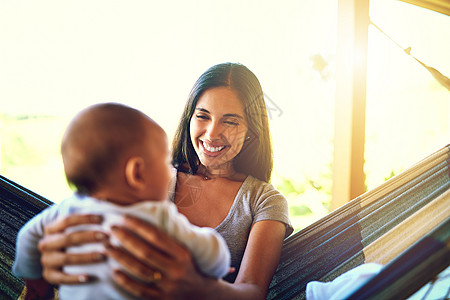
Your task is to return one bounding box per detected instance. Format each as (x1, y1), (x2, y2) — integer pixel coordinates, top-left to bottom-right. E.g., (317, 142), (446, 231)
(189, 121), (199, 146)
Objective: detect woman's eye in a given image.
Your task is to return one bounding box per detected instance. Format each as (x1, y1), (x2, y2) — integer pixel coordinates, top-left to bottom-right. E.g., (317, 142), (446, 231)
(196, 114), (209, 120)
(225, 120), (239, 126)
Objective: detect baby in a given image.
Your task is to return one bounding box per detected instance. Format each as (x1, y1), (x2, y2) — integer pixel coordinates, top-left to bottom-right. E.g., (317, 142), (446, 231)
(13, 103), (230, 299)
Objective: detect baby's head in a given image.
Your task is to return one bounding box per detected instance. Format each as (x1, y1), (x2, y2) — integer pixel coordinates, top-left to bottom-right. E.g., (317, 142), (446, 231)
(61, 103), (171, 204)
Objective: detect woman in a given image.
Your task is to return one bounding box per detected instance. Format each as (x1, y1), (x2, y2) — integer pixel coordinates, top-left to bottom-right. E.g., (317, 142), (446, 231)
(38, 63), (293, 299)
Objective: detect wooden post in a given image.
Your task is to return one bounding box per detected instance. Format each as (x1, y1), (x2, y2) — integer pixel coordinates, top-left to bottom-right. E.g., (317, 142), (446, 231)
(331, 0), (369, 210)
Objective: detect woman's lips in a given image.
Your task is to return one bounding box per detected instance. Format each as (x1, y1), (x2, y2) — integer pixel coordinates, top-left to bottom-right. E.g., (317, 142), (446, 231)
(200, 140), (227, 157)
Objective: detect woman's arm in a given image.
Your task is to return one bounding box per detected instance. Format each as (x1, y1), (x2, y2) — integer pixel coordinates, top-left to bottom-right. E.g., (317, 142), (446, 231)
(38, 214), (108, 284)
(108, 216), (286, 299)
(234, 219), (286, 297)
(199, 219), (286, 299)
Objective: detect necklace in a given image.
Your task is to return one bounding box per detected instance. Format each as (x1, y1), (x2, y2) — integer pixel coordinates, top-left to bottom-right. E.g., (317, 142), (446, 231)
(196, 164), (242, 181)
(197, 170), (239, 181)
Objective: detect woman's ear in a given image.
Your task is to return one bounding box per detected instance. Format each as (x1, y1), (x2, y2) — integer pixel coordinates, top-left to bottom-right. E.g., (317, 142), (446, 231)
(125, 156), (147, 190)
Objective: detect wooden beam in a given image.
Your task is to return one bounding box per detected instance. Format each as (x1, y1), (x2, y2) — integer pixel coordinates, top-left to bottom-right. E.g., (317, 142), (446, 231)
(398, 0), (450, 16)
(331, 0), (369, 210)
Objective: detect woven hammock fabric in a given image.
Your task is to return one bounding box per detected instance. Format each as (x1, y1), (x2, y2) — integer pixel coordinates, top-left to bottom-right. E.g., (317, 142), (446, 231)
(267, 144), (450, 300)
(346, 218), (449, 300)
(0, 176), (53, 300)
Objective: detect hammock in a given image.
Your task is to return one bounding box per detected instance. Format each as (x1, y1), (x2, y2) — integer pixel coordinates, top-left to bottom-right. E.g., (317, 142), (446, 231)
(346, 218), (449, 299)
(268, 144), (450, 299)
(0, 145), (449, 300)
(0, 175), (53, 300)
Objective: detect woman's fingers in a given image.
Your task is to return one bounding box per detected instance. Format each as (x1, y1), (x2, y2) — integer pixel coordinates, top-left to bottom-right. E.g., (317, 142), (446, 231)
(41, 249), (106, 268)
(109, 217), (212, 299)
(123, 216), (190, 260)
(44, 214), (103, 235)
(38, 230), (108, 252)
(111, 270), (161, 299)
(111, 263), (211, 300)
(109, 216), (197, 287)
(42, 267), (93, 285)
(106, 245), (161, 282)
(37, 214), (108, 287)
(39, 214), (107, 281)
(109, 225), (173, 274)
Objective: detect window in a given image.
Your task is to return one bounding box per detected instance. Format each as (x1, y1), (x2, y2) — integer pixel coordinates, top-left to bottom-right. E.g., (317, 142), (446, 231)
(1, 0), (448, 232)
(366, 0), (449, 189)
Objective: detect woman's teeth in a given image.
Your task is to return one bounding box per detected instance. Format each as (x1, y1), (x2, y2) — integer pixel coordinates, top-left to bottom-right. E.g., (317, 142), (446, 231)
(203, 141), (225, 152)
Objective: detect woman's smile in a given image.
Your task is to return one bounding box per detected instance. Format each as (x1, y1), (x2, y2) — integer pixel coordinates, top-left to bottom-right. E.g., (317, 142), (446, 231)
(200, 140), (227, 156)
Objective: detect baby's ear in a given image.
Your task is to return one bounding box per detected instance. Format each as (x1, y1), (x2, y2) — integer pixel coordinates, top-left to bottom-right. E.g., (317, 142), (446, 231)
(125, 156), (146, 190)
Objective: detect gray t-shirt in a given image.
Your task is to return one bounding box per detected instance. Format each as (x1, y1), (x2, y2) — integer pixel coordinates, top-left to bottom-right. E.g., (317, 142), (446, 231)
(170, 174), (293, 283)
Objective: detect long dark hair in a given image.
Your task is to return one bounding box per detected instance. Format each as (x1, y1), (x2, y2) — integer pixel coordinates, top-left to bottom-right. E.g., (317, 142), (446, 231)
(171, 63), (273, 182)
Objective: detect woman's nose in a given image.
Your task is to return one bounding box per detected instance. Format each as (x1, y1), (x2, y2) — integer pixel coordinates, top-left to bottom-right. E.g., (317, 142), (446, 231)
(205, 121), (223, 140)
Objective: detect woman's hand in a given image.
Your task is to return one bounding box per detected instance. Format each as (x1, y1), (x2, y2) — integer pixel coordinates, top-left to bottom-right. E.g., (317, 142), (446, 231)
(38, 214), (108, 285)
(107, 216), (212, 299)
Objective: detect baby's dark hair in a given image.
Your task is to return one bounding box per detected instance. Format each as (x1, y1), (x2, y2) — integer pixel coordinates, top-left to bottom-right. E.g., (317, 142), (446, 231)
(61, 103), (149, 195)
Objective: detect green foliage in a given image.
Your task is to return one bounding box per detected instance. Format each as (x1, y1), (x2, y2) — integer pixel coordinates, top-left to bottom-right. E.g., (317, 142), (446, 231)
(384, 169), (399, 181)
(275, 165), (333, 232)
(278, 177), (306, 195)
(289, 204), (312, 216)
(0, 114), (72, 201)
(0, 114), (65, 168)
(1, 115), (42, 167)
(3, 133), (40, 166)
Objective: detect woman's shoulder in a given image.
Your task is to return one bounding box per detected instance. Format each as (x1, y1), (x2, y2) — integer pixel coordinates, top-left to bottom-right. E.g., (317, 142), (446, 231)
(244, 175), (282, 194)
(241, 175), (287, 204)
(243, 176), (293, 237)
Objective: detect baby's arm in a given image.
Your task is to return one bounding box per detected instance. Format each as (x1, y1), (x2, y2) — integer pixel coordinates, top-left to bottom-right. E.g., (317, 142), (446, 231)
(13, 210), (55, 278)
(12, 203), (64, 297)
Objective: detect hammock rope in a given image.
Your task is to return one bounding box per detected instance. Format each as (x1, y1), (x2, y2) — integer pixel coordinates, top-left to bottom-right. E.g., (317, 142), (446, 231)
(369, 19), (450, 92)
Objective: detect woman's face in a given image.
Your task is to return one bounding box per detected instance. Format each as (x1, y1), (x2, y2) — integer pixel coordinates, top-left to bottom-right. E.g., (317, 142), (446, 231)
(189, 87), (248, 173)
